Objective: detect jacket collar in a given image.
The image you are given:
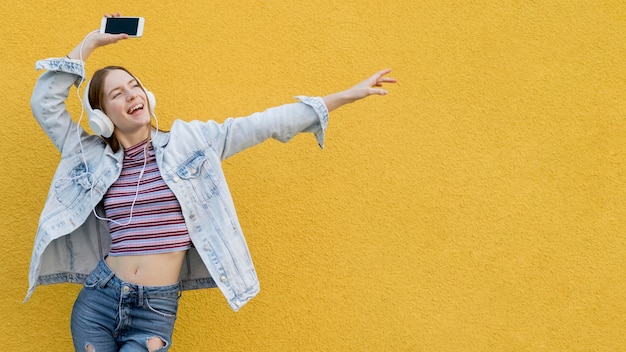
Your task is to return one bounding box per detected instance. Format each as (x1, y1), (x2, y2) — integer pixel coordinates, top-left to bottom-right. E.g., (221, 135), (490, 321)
(101, 128), (169, 162)
(151, 128), (170, 149)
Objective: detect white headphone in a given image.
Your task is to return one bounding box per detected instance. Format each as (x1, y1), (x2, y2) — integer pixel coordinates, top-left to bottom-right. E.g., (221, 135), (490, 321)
(82, 77), (156, 138)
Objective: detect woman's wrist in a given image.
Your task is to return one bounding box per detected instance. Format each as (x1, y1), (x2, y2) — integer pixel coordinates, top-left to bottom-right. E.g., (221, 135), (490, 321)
(67, 39), (94, 61)
(323, 90), (356, 113)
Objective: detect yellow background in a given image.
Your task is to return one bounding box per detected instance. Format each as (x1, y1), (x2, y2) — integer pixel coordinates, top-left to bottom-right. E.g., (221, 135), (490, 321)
(1, 1), (626, 351)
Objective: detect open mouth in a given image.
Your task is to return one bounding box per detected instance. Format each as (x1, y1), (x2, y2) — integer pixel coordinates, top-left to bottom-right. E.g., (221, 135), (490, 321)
(128, 103), (144, 114)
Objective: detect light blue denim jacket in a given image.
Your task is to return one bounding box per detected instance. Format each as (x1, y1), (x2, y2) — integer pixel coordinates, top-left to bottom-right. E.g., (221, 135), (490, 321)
(27, 58), (328, 311)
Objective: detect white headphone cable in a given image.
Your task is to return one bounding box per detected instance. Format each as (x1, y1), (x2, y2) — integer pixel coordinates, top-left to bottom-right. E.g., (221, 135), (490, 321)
(70, 29), (151, 227)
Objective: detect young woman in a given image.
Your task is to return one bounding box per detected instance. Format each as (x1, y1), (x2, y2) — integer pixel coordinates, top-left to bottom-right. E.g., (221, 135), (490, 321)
(28, 14), (396, 352)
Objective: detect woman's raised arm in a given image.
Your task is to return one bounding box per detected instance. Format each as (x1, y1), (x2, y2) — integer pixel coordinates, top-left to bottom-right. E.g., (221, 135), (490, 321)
(66, 13), (129, 61)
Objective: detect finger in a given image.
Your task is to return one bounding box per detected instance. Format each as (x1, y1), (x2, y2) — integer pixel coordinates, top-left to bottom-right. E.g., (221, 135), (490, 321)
(375, 68), (393, 77)
(369, 69), (394, 84)
(372, 77), (397, 88)
(380, 77), (397, 83)
(371, 88), (389, 96)
(372, 78), (396, 88)
(112, 33), (129, 41)
(105, 33), (128, 44)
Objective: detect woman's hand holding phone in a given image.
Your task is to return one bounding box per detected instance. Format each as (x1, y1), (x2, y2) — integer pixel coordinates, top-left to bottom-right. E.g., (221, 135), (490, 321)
(66, 13), (133, 62)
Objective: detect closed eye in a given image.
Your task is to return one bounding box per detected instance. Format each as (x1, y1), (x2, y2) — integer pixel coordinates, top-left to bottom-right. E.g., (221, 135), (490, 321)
(108, 79), (140, 99)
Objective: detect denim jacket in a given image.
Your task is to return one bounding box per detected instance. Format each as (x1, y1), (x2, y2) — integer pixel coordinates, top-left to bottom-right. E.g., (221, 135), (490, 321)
(27, 58), (328, 311)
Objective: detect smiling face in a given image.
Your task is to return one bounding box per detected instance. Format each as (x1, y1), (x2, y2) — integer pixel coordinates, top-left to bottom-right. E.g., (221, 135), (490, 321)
(99, 69), (152, 148)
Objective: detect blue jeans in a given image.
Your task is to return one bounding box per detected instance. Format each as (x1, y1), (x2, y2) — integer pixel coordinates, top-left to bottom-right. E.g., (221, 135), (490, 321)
(71, 259), (181, 351)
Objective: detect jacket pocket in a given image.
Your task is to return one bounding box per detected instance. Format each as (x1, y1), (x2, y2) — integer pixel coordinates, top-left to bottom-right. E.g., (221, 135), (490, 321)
(53, 162), (93, 208)
(176, 152), (220, 204)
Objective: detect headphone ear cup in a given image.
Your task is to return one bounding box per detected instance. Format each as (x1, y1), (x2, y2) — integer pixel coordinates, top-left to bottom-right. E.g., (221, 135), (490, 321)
(145, 90), (156, 115)
(83, 79), (115, 138)
(88, 109), (115, 138)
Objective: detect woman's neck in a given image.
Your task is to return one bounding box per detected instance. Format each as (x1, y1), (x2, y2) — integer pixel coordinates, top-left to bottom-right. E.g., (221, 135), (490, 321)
(115, 127), (151, 150)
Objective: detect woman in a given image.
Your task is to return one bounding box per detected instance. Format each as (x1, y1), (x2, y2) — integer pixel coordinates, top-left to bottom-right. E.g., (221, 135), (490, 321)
(29, 14), (396, 352)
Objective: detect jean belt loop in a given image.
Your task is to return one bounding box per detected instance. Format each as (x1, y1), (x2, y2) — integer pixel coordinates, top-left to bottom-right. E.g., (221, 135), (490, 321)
(138, 285), (144, 307)
(99, 270), (115, 289)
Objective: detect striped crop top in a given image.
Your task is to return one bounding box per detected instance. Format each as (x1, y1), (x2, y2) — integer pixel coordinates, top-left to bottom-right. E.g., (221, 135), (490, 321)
(103, 139), (192, 256)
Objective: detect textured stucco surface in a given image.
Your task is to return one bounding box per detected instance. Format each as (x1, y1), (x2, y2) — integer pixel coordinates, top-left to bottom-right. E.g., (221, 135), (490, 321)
(2, 1), (626, 351)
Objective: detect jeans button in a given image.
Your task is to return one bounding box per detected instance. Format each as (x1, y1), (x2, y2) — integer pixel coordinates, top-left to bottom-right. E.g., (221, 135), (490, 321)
(123, 286), (130, 292)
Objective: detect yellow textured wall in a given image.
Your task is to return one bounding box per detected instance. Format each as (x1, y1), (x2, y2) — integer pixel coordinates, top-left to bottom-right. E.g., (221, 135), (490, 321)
(2, 0), (626, 351)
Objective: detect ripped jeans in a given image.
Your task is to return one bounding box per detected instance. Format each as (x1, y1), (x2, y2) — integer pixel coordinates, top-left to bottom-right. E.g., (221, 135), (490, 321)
(71, 259), (181, 351)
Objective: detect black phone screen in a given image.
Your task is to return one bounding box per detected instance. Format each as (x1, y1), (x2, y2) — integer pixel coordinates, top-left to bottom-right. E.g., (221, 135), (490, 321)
(105, 18), (140, 35)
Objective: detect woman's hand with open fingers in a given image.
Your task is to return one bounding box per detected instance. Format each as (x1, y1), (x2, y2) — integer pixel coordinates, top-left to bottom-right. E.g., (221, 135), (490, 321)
(346, 68), (397, 100)
(323, 69), (397, 112)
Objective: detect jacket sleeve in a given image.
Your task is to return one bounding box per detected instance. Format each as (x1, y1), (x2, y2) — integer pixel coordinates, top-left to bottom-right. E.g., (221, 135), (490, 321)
(203, 96), (329, 160)
(30, 58), (88, 152)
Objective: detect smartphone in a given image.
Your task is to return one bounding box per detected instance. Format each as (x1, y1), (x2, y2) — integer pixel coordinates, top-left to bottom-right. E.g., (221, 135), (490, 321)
(100, 17), (144, 37)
